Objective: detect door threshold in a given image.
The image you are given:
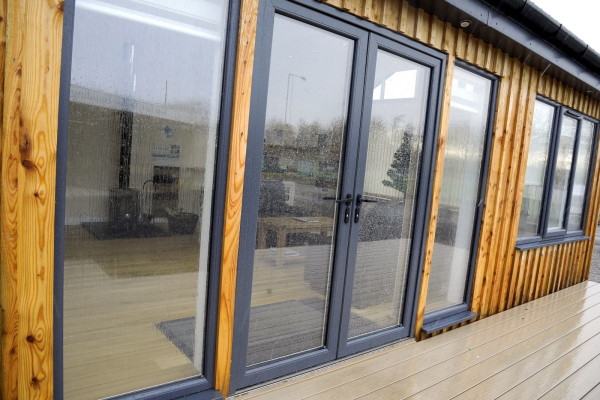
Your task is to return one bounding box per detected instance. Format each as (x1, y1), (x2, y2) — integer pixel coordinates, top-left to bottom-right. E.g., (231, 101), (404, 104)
(229, 337), (415, 398)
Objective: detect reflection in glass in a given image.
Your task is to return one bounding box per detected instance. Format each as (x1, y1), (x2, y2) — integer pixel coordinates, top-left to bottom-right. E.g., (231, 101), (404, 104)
(63, 1), (228, 398)
(247, 15), (353, 366)
(548, 116), (578, 230)
(425, 67), (492, 314)
(348, 50), (430, 339)
(518, 101), (555, 237)
(568, 120), (596, 231)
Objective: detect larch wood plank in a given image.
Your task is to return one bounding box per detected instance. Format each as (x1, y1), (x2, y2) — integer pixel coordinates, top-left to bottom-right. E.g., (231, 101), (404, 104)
(471, 62), (510, 316)
(497, 63), (532, 312)
(327, 0), (343, 9)
(0, 0), (22, 397)
(485, 56), (518, 316)
(458, 314), (600, 399)
(441, 22), (455, 53)
(455, 29), (467, 60)
(214, 0), (259, 393)
(414, 55), (455, 338)
(396, 1), (408, 34)
(525, 248), (546, 301)
(506, 250), (521, 308)
(402, 2), (416, 37)
(464, 36), (477, 64)
(362, 0), (373, 21)
(379, 0), (399, 29)
(356, 295), (600, 399)
(414, 8), (428, 43)
(1, 1), (64, 398)
(556, 244), (567, 290)
(520, 250), (532, 304)
(475, 39), (486, 67)
(483, 42), (494, 72)
(427, 16), (443, 49)
(536, 247), (551, 299)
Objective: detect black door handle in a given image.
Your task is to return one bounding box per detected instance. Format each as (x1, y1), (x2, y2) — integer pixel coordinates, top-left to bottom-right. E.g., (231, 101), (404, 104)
(323, 194), (353, 205)
(323, 194), (353, 223)
(356, 194), (378, 205)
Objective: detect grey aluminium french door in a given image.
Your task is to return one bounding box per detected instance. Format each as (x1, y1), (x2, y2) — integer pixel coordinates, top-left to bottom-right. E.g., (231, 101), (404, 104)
(231, 0), (444, 390)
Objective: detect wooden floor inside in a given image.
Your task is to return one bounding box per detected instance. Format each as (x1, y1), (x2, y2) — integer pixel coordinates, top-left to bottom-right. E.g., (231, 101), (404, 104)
(235, 281), (600, 400)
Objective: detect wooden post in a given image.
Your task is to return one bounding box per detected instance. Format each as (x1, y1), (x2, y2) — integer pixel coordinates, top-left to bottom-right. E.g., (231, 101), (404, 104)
(0, 0), (64, 398)
(214, 0), (259, 395)
(414, 55), (455, 338)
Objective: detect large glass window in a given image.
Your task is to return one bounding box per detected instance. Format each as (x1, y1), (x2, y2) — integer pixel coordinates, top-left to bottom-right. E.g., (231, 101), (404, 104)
(425, 65), (494, 315)
(247, 14), (354, 367)
(518, 101), (554, 237)
(518, 98), (598, 246)
(63, 0), (228, 398)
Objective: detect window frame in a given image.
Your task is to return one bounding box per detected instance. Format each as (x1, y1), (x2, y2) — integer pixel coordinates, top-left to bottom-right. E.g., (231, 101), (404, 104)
(516, 96), (599, 250)
(422, 60), (499, 333)
(53, 0), (241, 398)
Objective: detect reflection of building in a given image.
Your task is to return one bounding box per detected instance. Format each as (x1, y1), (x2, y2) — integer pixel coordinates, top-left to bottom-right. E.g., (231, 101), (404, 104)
(66, 85), (208, 224)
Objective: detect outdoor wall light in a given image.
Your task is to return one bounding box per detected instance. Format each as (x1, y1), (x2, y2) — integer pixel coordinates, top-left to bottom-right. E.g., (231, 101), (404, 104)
(460, 19), (471, 28)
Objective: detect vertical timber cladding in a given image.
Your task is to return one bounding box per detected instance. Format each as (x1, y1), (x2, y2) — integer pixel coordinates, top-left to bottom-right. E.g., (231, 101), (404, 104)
(320, 0), (600, 339)
(0, 0), (64, 399)
(215, 0), (259, 395)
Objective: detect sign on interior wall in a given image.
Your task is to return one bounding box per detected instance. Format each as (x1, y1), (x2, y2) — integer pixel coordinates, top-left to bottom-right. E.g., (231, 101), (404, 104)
(152, 142), (181, 167)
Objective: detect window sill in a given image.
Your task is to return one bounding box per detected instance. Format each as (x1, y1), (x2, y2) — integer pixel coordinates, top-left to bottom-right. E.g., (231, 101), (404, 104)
(421, 310), (478, 335)
(515, 235), (589, 251)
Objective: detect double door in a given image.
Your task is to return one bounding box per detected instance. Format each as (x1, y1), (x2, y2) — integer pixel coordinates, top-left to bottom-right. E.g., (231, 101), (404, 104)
(232, 0), (444, 389)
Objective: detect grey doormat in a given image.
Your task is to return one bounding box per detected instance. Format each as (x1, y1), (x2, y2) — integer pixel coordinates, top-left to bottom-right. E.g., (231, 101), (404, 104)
(156, 298), (384, 365)
(82, 221), (170, 240)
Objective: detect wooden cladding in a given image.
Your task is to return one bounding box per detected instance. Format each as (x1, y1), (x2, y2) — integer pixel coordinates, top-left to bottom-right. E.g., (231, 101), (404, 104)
(0, 0), (65, 398)
(319, 0), (600, 339)
(215, 0), (259, 395)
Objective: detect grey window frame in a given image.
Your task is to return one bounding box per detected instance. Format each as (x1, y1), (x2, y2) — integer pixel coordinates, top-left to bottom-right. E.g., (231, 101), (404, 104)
(53, 0), (240, 398)
(516, 96), (599, 251)
(421, 61), (498, 334)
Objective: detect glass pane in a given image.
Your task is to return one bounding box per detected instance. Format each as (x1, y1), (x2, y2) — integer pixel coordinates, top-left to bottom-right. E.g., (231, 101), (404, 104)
(246, 15), (353, 366)
(63, 1), (228, 398)
(548, 115), (578, 230)
(425, 67), (492, 314)
(348, 50), (430, 339)
(568, 120), (596, 231)
(518, 100), (554, 237)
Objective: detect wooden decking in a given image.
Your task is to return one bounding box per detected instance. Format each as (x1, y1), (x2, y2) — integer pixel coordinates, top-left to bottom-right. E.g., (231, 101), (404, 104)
(235, 281), (600, 400)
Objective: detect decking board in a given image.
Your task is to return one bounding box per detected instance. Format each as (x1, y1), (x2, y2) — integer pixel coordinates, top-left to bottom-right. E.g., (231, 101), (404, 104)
(235, 282), (600, 400)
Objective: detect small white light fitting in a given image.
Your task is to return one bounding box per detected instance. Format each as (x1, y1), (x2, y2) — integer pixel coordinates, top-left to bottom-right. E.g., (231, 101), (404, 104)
(460, 19), (471, 28)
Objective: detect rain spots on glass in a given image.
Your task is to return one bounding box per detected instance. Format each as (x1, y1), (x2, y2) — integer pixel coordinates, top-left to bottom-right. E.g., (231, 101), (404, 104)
(63, 0), (229, 398)
(567, 120), (595, 231)
(348, 49), (430, 339)
(518, 101), (555, 237)
(247, 14), (354, 366)
(548, 115), (578, 230)
(426, 66), (492, 314)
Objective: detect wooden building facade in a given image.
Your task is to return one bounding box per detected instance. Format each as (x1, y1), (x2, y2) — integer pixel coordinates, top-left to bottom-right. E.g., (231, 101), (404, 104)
(1, 0), (599, 399)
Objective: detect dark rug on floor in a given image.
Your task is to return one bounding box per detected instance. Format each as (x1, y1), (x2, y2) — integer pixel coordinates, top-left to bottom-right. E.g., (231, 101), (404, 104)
(82, 221), (170, 240)
(156, 298), (384, 365)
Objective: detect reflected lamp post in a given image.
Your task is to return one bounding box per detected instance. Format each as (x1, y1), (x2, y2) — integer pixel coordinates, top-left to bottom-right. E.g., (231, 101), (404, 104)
(285, 73), (306, 124)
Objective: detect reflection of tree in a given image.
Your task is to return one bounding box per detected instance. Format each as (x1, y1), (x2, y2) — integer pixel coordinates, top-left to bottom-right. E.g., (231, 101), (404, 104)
(261, 117), (345, 188)
(382, 131), (413, 194)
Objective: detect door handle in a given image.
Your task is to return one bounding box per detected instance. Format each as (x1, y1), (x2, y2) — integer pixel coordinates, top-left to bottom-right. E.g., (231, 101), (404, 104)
(356, 194), (378, 205)
(323, 194), (353, 223)
(323, 194), (353, 205)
